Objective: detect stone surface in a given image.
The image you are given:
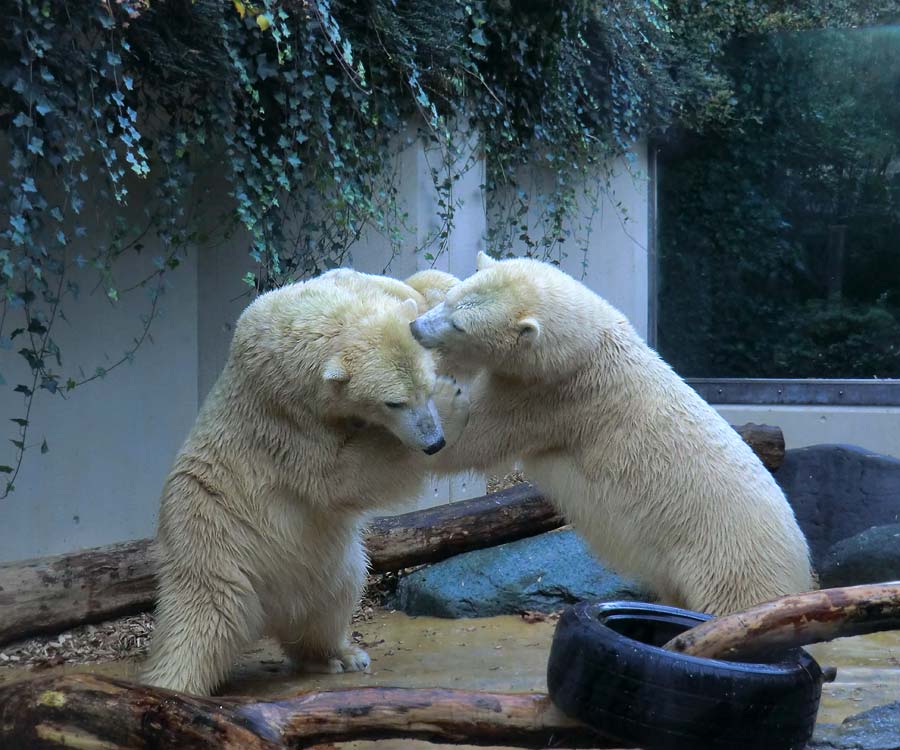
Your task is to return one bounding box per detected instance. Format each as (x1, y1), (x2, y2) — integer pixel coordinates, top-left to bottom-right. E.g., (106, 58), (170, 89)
(392, 529), (647, 618)
(775, 445), (900, 566)
(811, 701), (900, 749)
(818, 524), (900, 588)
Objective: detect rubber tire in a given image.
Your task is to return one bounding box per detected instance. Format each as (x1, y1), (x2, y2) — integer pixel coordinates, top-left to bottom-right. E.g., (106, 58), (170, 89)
(547, 601), (823, 750)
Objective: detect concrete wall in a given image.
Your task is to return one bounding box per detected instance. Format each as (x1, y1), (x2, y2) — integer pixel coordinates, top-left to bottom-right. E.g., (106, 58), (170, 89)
(714, 405), (900, 456)
(0, 135), (649, 562)
(486, 148), (651, 337)
(0, 217), (200, 562)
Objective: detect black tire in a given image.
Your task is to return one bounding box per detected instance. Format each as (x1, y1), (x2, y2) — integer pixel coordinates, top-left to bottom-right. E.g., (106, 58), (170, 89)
(547, 601), (823, 750)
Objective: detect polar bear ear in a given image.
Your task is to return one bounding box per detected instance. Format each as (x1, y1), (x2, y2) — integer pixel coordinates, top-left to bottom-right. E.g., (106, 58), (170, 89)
(476, 251), (498, 271)
(517, 317), (541, 345)
(398, 297), (419, 321)
(323, 356), (350, 383)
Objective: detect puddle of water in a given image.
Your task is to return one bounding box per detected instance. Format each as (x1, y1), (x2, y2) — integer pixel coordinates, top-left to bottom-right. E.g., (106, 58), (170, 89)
(2, 611), (898, 748)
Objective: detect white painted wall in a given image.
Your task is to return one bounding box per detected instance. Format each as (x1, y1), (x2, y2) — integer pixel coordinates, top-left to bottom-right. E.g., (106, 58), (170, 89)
(714, 405), (900, 458)
(0, 134), (651, 562)
(0, 220), (199, 562)
(487, 144), (651, 337)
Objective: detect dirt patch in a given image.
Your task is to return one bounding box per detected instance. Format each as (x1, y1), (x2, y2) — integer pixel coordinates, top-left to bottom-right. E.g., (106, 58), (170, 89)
(486, 470), (527, 494)
(0, 580), (386, 672)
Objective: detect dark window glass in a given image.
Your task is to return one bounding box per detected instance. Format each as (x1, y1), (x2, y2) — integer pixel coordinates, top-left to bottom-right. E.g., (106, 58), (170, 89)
(657, 27), (900, 379)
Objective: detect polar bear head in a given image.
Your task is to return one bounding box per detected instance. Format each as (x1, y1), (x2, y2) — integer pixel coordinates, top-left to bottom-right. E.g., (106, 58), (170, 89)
(234, 280), (447, 454)
(322, 296), (447, 454)
(409, 252), (606, 379)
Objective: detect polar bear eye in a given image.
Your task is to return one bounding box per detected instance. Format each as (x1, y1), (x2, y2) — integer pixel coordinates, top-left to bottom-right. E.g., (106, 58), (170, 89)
(384, 401), (405, 409)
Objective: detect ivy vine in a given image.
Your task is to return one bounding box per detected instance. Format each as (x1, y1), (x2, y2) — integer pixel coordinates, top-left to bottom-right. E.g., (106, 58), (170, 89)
(1, 0), (896, 494)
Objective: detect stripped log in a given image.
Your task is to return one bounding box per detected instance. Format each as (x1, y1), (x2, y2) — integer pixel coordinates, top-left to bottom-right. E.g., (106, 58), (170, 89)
(663, 582), (900, 661)
(0, 539), (156, 648)
(0, 485), (558, 647)
(0, 421), (783, 646)
(732, 422), (785, 471)
(0, 674), (612, 749)
(366, 481), (562, 572)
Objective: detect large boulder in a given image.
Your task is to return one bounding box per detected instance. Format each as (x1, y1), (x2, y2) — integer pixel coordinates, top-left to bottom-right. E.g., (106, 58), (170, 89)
(818, 524), (900, 588)
(392, 528), (647, 618)
(775, 445), (900, 566)
(810, 701), (900, 749)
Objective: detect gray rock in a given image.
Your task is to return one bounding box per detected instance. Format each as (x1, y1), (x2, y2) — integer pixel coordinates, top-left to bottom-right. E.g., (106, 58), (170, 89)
(392, 529), (647, 618)
(819, 524), (900, 588)
(776, 445), (900, 567)
(811, 701), (900, 749)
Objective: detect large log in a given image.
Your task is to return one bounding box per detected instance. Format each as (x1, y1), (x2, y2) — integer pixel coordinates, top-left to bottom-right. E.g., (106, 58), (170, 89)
(0, 538), (156, 648)
(732, 422), (785, 471)
(366, 481), (563, 573)
(0, 422), (783, 646)
(663, 582), (900, 661)
(0, 674), (613, 749)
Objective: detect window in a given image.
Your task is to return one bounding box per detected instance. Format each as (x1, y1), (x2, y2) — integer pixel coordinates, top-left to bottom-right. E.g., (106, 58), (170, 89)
(654, 26), (900, 405)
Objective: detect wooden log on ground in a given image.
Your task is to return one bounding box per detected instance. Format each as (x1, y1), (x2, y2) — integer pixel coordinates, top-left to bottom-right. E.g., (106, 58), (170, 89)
(0, 539), (156, 648)
(366, 482), (562, 573)
(663, 582), (900, 661)
(0, 674), (613, 749)
(0, 421), (783, 646)
(732, 422), (785, 471)
(0, 485), (559, 647)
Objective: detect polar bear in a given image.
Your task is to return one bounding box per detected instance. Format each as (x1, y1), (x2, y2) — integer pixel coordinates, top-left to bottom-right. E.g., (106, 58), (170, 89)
(141, 271), (469, 695)
(413, 253), (814, 615)
(404, 269), (461, 309)
(322, 267), (460, 313)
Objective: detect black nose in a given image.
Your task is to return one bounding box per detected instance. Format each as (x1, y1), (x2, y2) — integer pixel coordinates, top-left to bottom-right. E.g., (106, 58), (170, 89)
(423, 436), (446, 455)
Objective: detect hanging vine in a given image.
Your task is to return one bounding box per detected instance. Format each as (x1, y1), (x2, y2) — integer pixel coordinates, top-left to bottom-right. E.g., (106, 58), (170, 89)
(1, 0), (897, 493)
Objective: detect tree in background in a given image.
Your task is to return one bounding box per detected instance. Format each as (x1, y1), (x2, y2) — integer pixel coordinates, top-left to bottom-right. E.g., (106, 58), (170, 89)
(658, 25), (900, 378)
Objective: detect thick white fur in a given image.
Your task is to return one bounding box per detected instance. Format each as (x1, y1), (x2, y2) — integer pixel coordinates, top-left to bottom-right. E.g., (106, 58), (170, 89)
(320, 267), (461, 314)
(419, 253), (814, 615)
(141, 272), (469, 695)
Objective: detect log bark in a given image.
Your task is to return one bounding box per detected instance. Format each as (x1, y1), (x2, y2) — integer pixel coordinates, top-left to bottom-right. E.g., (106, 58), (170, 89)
(0, 486), (558, 647)
(0, 539), (156, 647)
(366, 482), (562, 573)
(663, 582), (900, 661)
(0, 421), (783, 646)
(0, 674), (613, 749)
(732, 422), (785, 471)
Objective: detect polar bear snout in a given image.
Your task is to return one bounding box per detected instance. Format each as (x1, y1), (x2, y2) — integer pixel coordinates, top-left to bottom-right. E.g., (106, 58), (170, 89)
(386, 398), (447, 454)
(409, 303), (452, 348)
(423, 435), (446, 455)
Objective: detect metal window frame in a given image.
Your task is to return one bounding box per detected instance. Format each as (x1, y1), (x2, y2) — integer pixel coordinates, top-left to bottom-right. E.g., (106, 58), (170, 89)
(686, 378), (900, 406)
(647, 142), (900, 408)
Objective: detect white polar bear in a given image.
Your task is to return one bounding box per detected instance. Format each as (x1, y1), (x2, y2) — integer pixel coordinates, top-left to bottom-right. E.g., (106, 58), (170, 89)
(141, 271), (468, 695)
(414, 253), (814, 615)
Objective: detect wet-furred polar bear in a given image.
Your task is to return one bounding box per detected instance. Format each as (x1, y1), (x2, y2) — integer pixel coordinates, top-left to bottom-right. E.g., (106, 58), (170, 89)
(413, 253), (814, 615)
(142, 271), (468, 695)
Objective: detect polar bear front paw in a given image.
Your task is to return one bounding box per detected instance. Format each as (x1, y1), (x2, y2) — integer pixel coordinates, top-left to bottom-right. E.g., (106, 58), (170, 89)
(301, 645), (371, 674)
(432, 375), (470, 446)
(338, 644), (371, 672)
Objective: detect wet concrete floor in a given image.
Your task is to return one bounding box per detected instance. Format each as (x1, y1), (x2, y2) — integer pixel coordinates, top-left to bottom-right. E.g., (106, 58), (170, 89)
(2, 611), (898, 748)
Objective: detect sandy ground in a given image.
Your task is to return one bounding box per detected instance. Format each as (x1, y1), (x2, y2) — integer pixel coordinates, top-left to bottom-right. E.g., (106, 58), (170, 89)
(2, 609), (900, 749)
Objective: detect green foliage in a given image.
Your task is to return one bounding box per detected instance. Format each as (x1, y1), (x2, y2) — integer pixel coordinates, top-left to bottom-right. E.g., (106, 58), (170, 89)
(658, 25), (900, 378)
(2, 0), (897, 492)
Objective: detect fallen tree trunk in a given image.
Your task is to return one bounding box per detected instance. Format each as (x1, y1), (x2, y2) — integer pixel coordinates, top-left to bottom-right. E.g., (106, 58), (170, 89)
(0, 538), (156, 648)
(663, 582), (900, 661)
(0, 421), (783, 646)
(0, 674), (614, 749)
(0, 484), (559, 647)
(366, 481), (563, 573)
(732, 422), (785, 471)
